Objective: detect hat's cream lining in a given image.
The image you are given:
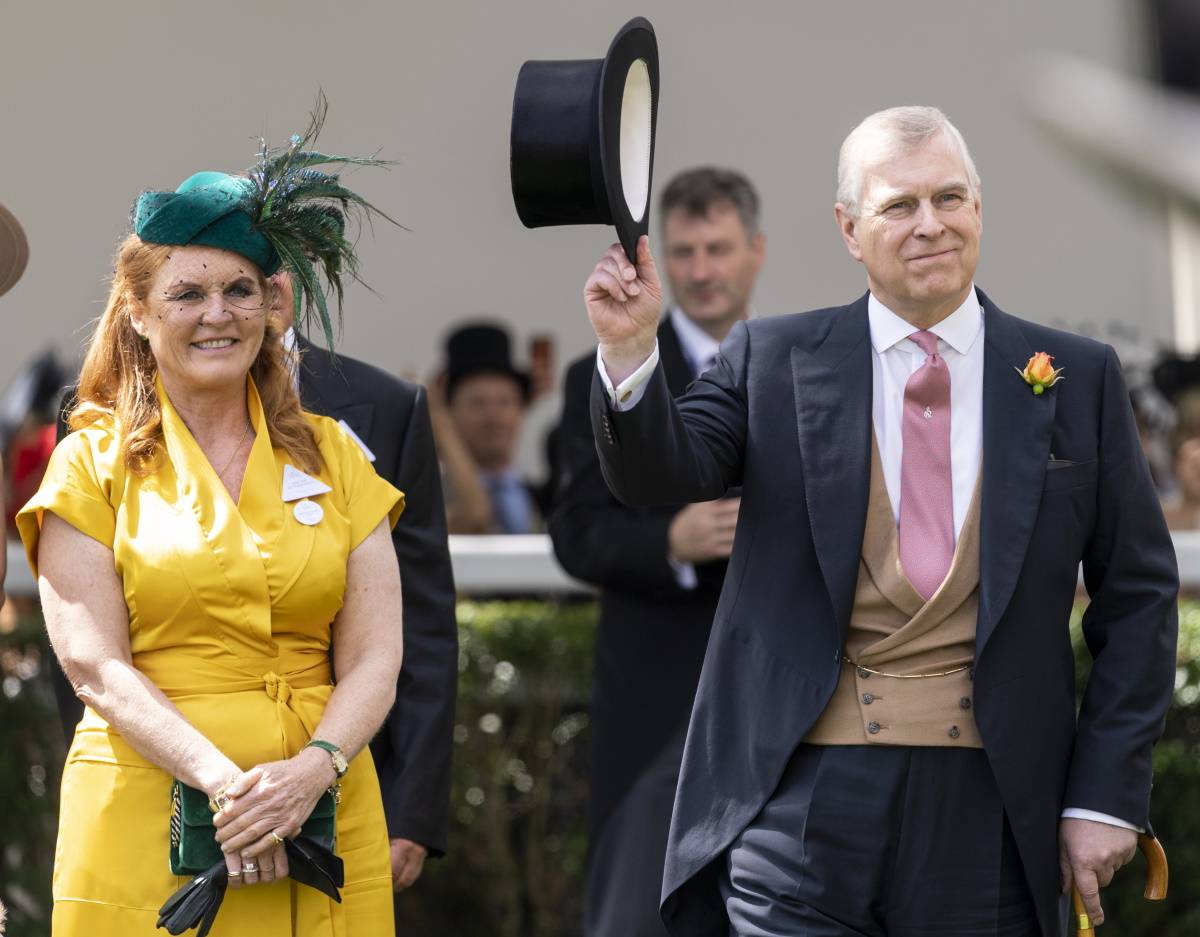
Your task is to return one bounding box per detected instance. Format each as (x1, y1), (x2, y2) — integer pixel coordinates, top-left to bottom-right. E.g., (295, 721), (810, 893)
(620, 59), (652, 223)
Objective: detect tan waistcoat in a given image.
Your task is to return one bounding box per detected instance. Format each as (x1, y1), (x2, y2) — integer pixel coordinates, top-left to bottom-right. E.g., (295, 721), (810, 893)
(805, 435), (984, 748)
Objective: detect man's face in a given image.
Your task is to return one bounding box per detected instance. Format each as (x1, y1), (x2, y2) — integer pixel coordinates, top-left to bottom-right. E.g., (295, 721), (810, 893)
(836, 134), (982, 321)
(662, 202), (764, 333)
(448, 372), (526, 469)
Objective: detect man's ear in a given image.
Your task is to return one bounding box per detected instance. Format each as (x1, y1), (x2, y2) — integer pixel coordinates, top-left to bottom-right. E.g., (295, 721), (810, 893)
(834, 203), (863, 262)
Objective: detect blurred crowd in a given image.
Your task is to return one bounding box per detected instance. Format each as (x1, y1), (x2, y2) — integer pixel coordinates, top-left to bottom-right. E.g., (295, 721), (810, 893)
(7, 176), (1200, 554)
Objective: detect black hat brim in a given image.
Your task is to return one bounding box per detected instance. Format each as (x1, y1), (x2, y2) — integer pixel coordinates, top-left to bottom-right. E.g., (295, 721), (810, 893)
(0, 201), (29, 299)
(510, 18), (660, 262)
(599, 18), (660, 262)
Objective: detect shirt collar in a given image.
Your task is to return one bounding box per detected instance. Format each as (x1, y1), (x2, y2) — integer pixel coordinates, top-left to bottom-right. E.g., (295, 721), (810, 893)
(867, 286), (982, 356)
(669, 306), (722, 368)
(669, 305), (734, 372)
(479, 466), (522, 485)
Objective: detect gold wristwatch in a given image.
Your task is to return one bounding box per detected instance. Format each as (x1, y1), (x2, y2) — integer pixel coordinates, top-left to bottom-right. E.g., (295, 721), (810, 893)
(305, 739), (348, 802)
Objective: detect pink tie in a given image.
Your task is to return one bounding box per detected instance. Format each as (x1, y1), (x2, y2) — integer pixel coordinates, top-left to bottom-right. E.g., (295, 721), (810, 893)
(899, 330), (954, 600)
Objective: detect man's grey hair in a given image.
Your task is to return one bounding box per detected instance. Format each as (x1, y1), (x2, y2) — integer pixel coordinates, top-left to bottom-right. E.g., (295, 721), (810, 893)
(836, 106), (981, 218)
(660, 166), (761, 238)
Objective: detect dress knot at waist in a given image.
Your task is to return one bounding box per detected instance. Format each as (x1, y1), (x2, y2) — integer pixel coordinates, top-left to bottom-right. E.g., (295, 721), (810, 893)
(263, 670), (292, 703)
(133, 651), (332, 698)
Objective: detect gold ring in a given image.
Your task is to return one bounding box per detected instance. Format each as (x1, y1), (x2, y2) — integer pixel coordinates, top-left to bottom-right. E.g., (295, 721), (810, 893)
(269, 832), (285, 846)
(227, 869), (242, 878)
(242, 861), (258, 874)
(214, 792), (233, 812)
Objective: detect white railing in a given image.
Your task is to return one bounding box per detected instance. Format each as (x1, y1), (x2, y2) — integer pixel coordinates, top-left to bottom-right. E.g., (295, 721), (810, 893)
(8, 532), (1200, 598)
(2, 535), (592, 598)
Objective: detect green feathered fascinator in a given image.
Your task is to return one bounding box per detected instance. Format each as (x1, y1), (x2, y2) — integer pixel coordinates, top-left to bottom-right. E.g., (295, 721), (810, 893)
(133, 93), (396, 349)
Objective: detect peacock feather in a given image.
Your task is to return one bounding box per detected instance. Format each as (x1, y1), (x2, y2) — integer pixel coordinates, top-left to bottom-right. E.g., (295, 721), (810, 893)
(243, 91), (399, 350)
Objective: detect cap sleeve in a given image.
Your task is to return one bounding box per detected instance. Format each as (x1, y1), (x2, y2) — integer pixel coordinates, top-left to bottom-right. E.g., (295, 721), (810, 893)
(321, 419), (405, 551)
(16, 426), (120, 578)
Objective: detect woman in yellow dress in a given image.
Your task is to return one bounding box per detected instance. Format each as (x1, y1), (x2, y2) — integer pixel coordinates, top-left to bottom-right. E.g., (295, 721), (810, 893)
(17, 111), (404, 936)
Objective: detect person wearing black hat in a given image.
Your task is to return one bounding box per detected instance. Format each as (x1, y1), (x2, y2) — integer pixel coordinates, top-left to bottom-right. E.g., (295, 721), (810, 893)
(548, 167), (764, 937)
(432, 322), (542, 534)
(579, 106), (1177, 937)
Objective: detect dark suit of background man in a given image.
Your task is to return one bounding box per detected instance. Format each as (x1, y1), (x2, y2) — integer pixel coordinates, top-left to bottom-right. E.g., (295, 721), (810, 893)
(53, 293), (459, 911)
(550, 168), (765, 937)
(295, 334), (458, 901)
(580, 107), (1178, 937)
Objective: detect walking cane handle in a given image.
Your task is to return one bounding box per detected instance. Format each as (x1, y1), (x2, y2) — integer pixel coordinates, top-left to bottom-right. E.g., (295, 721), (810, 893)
(1073, 833), (1168, 935)
(1138, 833), (1168, 901)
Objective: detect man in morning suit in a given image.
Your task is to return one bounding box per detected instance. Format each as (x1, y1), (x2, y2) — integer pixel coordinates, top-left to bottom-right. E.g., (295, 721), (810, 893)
(580, 107), (1178, 936)
(52, 282), (459, 906)
(294, 333), (458, 898)
(550, 168), (766, 937)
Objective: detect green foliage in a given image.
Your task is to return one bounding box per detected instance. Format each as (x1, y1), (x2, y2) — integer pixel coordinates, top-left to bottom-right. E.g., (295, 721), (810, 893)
(1071, 602), (1200, 936)
(392, 598), (596, 937)
(3, 598), (1199, 935)
(0, 608), (62, 936)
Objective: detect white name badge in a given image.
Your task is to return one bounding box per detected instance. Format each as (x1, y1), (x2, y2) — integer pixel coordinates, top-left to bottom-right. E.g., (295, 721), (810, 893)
(282, 464), (332, 502)
(293, 499), (324, 526)
(338, 419), (376, 462)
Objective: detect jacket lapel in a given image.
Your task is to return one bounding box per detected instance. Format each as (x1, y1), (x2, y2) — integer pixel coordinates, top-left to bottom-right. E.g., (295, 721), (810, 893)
(658, 316), (696, 397)
(793, 295), (873, 642)
(976, 292), (1057, 653)
(297, 337), (376, 435)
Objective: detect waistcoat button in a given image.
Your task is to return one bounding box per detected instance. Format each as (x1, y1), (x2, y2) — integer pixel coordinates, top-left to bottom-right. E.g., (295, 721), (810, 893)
(960, 697), (972, 710)
(862, 693), (875, 705)
(948, 726), (961, 739)
(857, 667), (871, 679)
(867, 721), (881, 734)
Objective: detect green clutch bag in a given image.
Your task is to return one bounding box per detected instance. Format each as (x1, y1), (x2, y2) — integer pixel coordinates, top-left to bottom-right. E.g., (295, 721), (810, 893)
(169, 781), (337, 876)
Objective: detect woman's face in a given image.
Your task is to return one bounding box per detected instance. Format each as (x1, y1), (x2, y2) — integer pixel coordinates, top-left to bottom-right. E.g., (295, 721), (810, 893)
(131, 245), (270, 397)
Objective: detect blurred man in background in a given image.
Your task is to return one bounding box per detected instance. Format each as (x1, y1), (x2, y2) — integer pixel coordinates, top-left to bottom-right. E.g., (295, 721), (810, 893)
(432, 322), (546, 533)
(549, 167), (765, 937)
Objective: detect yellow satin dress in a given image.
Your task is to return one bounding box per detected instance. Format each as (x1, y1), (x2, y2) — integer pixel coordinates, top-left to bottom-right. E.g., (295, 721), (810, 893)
(17, 377), (403, 936)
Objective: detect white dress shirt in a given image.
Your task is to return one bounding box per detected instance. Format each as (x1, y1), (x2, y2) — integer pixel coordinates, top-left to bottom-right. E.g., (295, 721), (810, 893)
(868, 289), (983, 539)
(669, 305), (722, 377)
(598, 291), (1137, 832)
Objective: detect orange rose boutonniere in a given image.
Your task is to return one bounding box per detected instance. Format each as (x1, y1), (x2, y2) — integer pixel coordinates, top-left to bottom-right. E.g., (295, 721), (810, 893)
(1016, 352), (1064, 395)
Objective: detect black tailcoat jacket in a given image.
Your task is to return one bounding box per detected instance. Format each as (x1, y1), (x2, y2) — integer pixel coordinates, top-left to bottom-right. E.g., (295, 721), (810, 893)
(298, 339), (458, 855)
(590, 291), (1178, 937)
(550, 317), (726, 843)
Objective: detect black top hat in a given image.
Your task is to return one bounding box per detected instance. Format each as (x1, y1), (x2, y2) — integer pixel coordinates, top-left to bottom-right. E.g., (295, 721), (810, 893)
(510, 17), (660, 262)
(0, 201), (28, 298)
(1153, 353), (1200, 403)
(445, 323), (532, 402)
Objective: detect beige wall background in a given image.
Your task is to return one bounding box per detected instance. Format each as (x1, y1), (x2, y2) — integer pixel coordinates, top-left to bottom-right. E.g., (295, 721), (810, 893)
(0, 0), (1173, 387)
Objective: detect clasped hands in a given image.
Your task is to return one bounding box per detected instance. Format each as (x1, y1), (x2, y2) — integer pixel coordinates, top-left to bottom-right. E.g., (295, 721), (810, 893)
(210, 746), (336, 889)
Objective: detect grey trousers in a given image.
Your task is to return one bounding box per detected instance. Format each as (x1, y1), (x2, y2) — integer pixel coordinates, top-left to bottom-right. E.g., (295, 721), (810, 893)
(719, 744), (1042, 937)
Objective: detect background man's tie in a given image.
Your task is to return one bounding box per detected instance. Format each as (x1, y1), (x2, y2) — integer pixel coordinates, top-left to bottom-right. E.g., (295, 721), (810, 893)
(899, 330), (954, 600)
